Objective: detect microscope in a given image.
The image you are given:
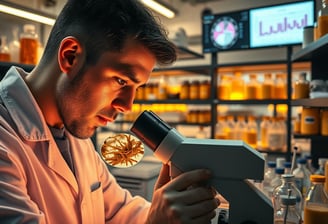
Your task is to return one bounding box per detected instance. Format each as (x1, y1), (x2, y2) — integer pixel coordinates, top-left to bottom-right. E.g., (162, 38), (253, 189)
(130, 110), (273, 224)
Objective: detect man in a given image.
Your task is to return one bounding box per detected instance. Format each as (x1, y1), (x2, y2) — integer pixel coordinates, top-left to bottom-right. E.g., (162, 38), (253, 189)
(0, 0), (219, 223)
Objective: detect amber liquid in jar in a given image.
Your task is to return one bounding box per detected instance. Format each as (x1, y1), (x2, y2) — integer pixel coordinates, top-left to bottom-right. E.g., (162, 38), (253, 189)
(273, 73), (287, 99)
(261, 73), (274, 99)
(303, 205), (328, 224)
(189, 81), (200, 99)
(20, 38), (38, 65)
(0, 52), (10, 62)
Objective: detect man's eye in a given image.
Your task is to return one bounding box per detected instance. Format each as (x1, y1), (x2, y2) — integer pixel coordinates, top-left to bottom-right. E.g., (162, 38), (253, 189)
(116, 78), (127, 86)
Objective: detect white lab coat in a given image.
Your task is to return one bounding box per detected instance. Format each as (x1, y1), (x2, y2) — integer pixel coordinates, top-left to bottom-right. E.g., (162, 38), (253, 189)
(0, 67), (150, 223)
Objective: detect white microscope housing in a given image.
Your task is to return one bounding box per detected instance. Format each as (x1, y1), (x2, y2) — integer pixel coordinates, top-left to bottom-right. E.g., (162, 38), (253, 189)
(130, 110), (273, 224)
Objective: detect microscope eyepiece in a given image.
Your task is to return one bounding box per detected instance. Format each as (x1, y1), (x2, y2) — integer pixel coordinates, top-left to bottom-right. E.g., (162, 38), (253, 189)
(130, 110), (172, 152)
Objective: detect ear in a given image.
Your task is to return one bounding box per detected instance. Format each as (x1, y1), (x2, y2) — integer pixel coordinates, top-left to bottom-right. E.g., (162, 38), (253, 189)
(57, 36), (85, 76)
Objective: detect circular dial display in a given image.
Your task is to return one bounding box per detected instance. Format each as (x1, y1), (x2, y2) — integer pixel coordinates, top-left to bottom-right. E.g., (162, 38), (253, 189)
(210, 16), (239, 49)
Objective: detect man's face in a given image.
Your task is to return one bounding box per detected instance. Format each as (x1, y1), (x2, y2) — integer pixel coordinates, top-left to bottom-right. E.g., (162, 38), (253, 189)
(56, 39), (155, 139)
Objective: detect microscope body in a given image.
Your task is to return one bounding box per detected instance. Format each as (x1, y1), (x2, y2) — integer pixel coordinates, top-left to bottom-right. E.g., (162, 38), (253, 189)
(130, 110), (273, 224)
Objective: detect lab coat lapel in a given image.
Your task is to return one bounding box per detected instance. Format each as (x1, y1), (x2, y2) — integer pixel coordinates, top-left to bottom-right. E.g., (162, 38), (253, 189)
(47, 139), (79, 193)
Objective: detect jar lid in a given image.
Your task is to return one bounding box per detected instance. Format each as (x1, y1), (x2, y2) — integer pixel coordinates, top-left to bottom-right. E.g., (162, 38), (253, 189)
(280, 195), (297, 205)
(310, 174), (325, 183)
(282, 174), (295, 179)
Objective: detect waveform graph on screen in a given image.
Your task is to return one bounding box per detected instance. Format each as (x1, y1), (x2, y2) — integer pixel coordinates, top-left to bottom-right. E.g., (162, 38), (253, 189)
(249, 1), (314, 48)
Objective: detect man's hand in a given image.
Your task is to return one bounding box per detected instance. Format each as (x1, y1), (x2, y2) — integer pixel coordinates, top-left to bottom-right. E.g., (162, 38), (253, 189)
(146, 164), (220, 224)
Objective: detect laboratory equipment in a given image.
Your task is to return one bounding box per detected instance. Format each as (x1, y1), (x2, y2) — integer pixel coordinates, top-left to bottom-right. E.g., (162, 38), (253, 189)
(130, 110), (273, 224)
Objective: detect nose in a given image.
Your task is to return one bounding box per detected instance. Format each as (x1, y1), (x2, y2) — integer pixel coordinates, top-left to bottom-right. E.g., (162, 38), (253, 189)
(112, 88), (135, 113)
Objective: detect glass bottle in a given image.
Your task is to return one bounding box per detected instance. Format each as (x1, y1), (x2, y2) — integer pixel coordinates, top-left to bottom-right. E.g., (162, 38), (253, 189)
(230, 71), (244, 100)
(245, 73), (260, 99)
(20, 24), (39, 65)
(189, 80), (200, 99)
(274, 73), (287, 99)
(260, 116), (271, 149)
(245, 115), (258, 149)
(274, 195), (302, 224)
(0, 35), (11, 62)
(234, 115), (247, 141)
(217, 74), (231, 100)
(215, 115), (228, 139)
(292, 158), (312, 197)
(318, 0), (328, 39)
(157, 76), (167, 100)
(277, 116), (287, 152)
(270, 167), (285, 196)
(9, 26), (20, 63)
(315, 158), (327, 175)
(284, 161), (292, 175)
(303, 175), (328, 224)
(267, 117), (284, 151)
(195, 126), (207, 139)
(261, 73), (274, 99)
(180, 80), (190, 100)
(294, 72), (310, 99)
(272, 174), (303, 215)
(226, 115), (236, 140)
(263, 161), (277, 197)
(325, 160), (328, 194)
(199, 80), (211, 99)
(276, 157), (286, 169)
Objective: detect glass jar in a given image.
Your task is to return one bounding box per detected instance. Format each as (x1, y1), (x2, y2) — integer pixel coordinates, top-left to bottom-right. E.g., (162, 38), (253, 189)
(226, 115), (236, 140)
(294, 72), (310, 99)
(300, 107), (320, 135)
(20, 24), (39, 65)
(217, 75), (231, 100)
(0, 35), (11, 62)
(215, 116), (228, 139)
(245, 73), (260, 99)
(321, 108), (328, 136)
(180, 80), (190, 99)
(234, 115), (247, 141)
(199, 80), (211, 99)
(230, 71), (244, 100)
(274, 195), (302, 224)
(260, 116), (271, 149)
(303, 175), (328, 224)
(318, 0), (328, 39)
(267, 117), (284, 151)
(293, 158), (312, 197)
(261, 73), (274, 99)
(272, 174), (303, 215)
(274, 73), (287, 99)
(189, 80), (200, 99)
(245, 115), (258, 149)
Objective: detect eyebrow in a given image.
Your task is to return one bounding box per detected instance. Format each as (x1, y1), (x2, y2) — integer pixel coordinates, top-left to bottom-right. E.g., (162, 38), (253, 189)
(113, 63), (143, 84)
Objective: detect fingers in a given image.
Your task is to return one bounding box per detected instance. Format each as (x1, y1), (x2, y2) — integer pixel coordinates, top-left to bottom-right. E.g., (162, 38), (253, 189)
(166, 169), (212, 191)
(165, 185), (217, 205)
(154, 164), (170, 190)
(165, 195), (219, 223)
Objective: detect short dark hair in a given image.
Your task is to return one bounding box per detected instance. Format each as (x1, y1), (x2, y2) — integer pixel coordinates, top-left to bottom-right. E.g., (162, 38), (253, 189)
(41, 0), (177, 66)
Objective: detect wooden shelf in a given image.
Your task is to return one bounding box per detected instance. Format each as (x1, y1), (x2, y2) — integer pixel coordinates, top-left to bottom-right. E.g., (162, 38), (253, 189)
(217, 61), (310, 73)
(291, 98), (328, 107)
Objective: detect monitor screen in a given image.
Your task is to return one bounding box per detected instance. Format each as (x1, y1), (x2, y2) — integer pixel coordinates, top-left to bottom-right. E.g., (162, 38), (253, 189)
(202, 0), (315, 53)
(249, 1), (315, 48)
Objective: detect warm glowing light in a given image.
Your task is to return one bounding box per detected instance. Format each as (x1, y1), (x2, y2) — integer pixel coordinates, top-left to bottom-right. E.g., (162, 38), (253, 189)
(140, 0), (176, 18)
(0, 4), (55, 26)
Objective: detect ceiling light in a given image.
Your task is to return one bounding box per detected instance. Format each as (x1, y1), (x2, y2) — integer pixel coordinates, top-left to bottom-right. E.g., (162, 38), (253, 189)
(0, 1), (56, 26)
(140, 0), (177, 19)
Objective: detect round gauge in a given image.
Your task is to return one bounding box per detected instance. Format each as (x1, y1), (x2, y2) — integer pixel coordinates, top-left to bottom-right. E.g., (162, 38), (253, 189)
(210, 16), (239, 49)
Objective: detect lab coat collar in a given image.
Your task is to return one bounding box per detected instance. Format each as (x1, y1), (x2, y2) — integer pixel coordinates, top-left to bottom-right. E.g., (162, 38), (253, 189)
(0, 66), (79, 192)
(0, 66), (49, 142)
